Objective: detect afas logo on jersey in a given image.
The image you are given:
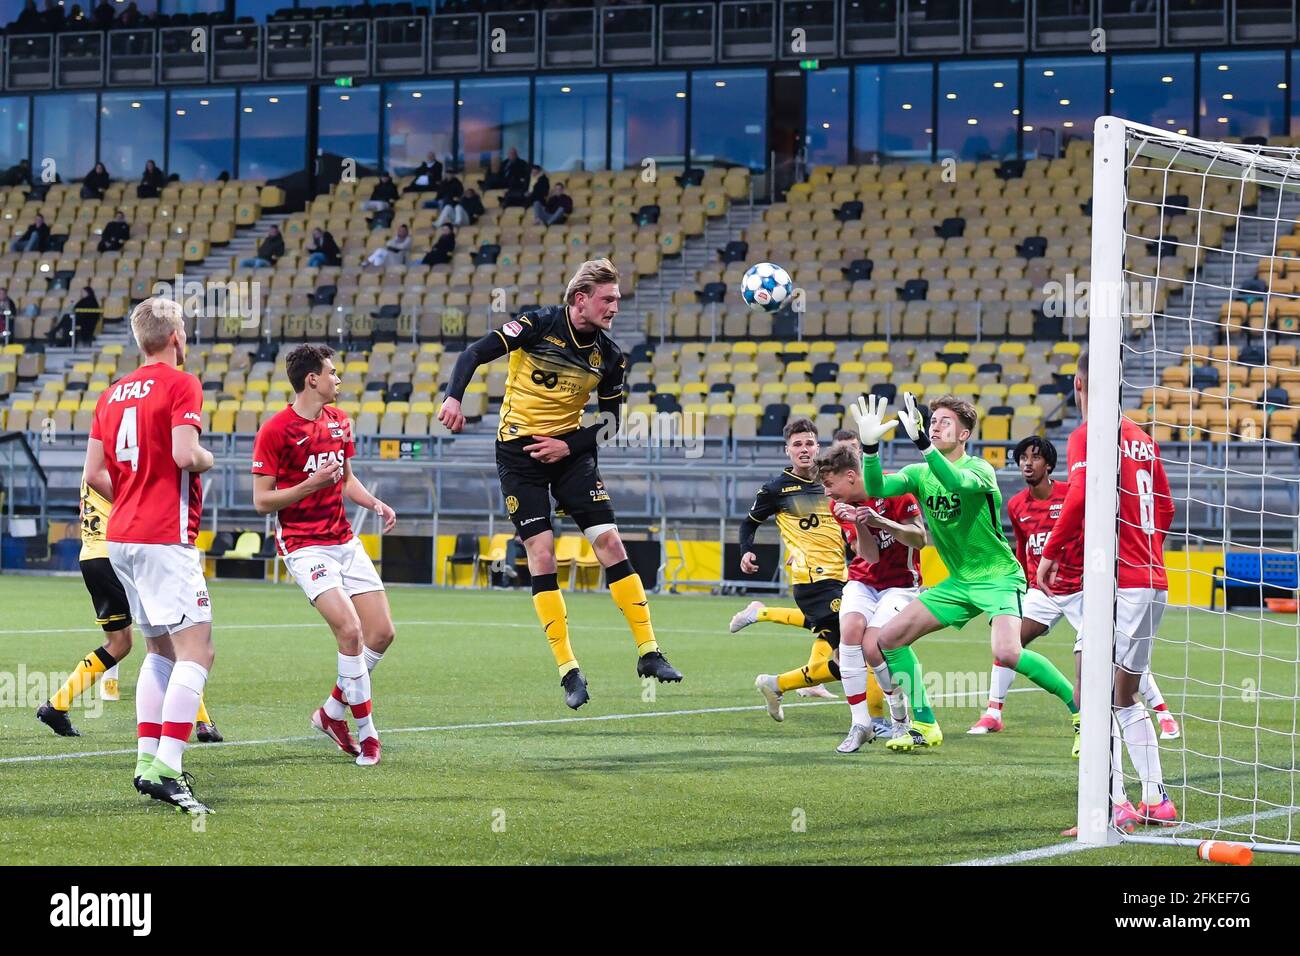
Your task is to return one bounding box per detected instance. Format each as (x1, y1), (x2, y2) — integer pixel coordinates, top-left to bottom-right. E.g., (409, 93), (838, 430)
(309, 563), (329, 581)
(108, 379), (154, 403)
(183, 411), (201, 422)
(195, 590), (210, 608)
(303, 450), (345, 473)
(1027, 531), (1050, 554)
(502, 320), (524, 337)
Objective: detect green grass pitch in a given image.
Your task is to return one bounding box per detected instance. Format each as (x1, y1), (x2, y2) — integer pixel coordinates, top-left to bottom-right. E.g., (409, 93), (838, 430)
(1, 575), (1296, 866)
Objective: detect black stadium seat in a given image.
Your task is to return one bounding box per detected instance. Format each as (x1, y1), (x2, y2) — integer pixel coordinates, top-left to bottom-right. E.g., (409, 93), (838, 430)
(759, 403), (790, 437)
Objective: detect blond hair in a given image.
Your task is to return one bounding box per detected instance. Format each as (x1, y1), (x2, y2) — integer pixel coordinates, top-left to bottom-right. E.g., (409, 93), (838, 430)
(130, 296), (185, 356)
(564, 257), (619, 305)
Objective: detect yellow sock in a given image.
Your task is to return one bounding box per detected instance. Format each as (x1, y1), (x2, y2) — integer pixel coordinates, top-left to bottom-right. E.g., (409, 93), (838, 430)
(195, 695), (211, 724)
(777, 638), (838, 692)
(532, 576), (577, 676)
(51, 646), (113, 711)
(607, 564), (658, 656)
(757, 606), (806, 628)
(866, 668), (885, 718)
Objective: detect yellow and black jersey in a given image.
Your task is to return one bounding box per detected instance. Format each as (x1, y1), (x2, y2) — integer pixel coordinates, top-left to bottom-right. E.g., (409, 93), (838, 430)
(748, 469), (846, 586)
(80, 481), (111, 561)
(493, 305), (627, 442)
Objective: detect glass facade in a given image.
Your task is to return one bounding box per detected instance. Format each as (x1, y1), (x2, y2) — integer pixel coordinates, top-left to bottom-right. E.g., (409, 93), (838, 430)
(1111, 53), (1195, 135)
(169, 87), (236, 182)
(1022, 57), (1104, 156)
(854, 63), (933, 162)
(100, 92), (166, 182)
(383, 81), (454, 175)
(458, 77), (530, 172)
(33, 93), (98, 187)
(806, 67), (849, 167)
(1199, 50), (1286, 140)
(690, 70), (767, 171)
(534, 76), (608, 173)
(611, 72), (687, 171)
(238, 86), (309, 180)
(937, 60), (1019, 162)
(0, 97), (30, 171)
(319, 85), (381, 171)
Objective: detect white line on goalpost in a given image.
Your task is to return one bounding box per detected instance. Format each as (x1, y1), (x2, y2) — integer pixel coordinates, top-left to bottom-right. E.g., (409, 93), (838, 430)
(1079, 115), (1300, 855)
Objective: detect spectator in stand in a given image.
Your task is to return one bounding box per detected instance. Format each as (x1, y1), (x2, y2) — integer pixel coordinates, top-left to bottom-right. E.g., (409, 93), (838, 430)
(116, 1), (140, 27)
(0, 289), (18, 329)
(533, 182), (573, 227)
(480, 146), (529, 192)
(362, 172), (398, 212)
(39, 0), (64, 31)
(460, 188), (485, 223)
(12, 0), (42, 31)
(81, 162), (110, 200)
(503, 164), (548, 209)
(239, 224), (285, 268)
(47, 286), (101, 347)
(306, 227), (341, 268)
(420, 225), (456, 266)
(10, 214), (50, 253)
(366, 224), (411, 268)
(66, 3), (86, 26)
(97, 210), (130, 253)
(435, 194), (469, 227)
(91, 0), (113, 28)
(0, 159), (32, 188)
(403, 153), (443, 194)
(421, 173), (463, 211)
(137, 159), (165, 199)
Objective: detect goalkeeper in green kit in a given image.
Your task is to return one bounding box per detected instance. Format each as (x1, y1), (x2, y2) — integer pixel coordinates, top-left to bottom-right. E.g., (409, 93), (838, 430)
(852, 392), (1079, 754)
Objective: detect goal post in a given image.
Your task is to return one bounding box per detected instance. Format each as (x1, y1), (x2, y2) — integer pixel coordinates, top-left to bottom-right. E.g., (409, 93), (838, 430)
(1078, 116), (1300, 854)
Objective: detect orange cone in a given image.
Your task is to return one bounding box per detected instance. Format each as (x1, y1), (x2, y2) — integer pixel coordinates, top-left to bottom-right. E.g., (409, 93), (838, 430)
(1197, 841), (1252, 866)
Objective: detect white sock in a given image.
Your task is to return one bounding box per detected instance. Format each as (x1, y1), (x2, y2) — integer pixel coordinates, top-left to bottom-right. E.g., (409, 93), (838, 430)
(870, 661), (894, 694)
(1139, 670), (1166, 711)
(323, 683), (347, 720)
(989, 660), (1016, 714)
(1110, 713), (1128, 807)
(840, 644), (869, 727)
(155, 660), (208, 774)
(136, 653), (172, 765)
(885, 688), (909, 723)
(1118, 702), (1166, 805)
(338, 652), (376, 741)
(363, 646), (385, 674)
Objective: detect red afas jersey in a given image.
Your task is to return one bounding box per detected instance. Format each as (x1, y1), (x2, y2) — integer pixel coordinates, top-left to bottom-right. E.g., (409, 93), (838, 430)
(835, 493), (923, 590)
(251, 404), (356, 554)
(1007, 479), (1082, 594)
(1043, 417), (1174, 591)
(90, 362), (204, 545)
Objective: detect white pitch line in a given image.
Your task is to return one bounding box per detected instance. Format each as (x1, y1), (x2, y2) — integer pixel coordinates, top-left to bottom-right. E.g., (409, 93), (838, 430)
(0, 685), (1047, 766)
(951, 806), (1300, 866)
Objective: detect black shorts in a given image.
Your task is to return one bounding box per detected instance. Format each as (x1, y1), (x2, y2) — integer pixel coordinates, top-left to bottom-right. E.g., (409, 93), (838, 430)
(793, 579), (844, 648)
(496, 438), (616, 540)
(80, 557), (131, 632)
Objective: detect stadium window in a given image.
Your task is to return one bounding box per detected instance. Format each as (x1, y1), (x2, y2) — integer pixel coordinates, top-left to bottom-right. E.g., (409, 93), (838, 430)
(611, 72), (687, 172)
(805, 67), (849, 167)
(937, 60), (1018, 162)
(383, 81), (454, 176)
(1022, 57), (1103, 158)
(238, 86), (308, 181)
(33, 93), (98, 185)
(1198, 50), (1286, 140)
(854, 63), (933, 163)
(534, 76), (608, 173)
(160, 0), (226, 12)
(169, 88), (235, 183)
(0, 97), (30, 170)
(458, 78), (531, 175)
(319, 85), (381, 172)
(690, 70), (767, 172)
(1110, 53), (1194, 134)
(100, 92), (165, 181)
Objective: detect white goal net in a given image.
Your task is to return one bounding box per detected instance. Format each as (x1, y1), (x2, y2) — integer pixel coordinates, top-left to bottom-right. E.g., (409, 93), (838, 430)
(1079, 117), (1300, 855)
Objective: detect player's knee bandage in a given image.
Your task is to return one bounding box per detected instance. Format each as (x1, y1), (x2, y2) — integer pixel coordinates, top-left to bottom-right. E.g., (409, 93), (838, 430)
(583, 523), (618, 544)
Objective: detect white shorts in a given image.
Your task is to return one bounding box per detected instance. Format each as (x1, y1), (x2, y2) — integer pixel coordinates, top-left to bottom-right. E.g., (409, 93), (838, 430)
(839, 581), (920, 630)
(284, 537), (385, 604)
(107, 542), (212, 639)
(1022, 588), (1086, 651)
(1114, 587), (1166, 674)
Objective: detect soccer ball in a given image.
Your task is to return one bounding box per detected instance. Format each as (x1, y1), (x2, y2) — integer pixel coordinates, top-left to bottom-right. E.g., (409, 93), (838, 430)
(740, 262), (794, 313)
